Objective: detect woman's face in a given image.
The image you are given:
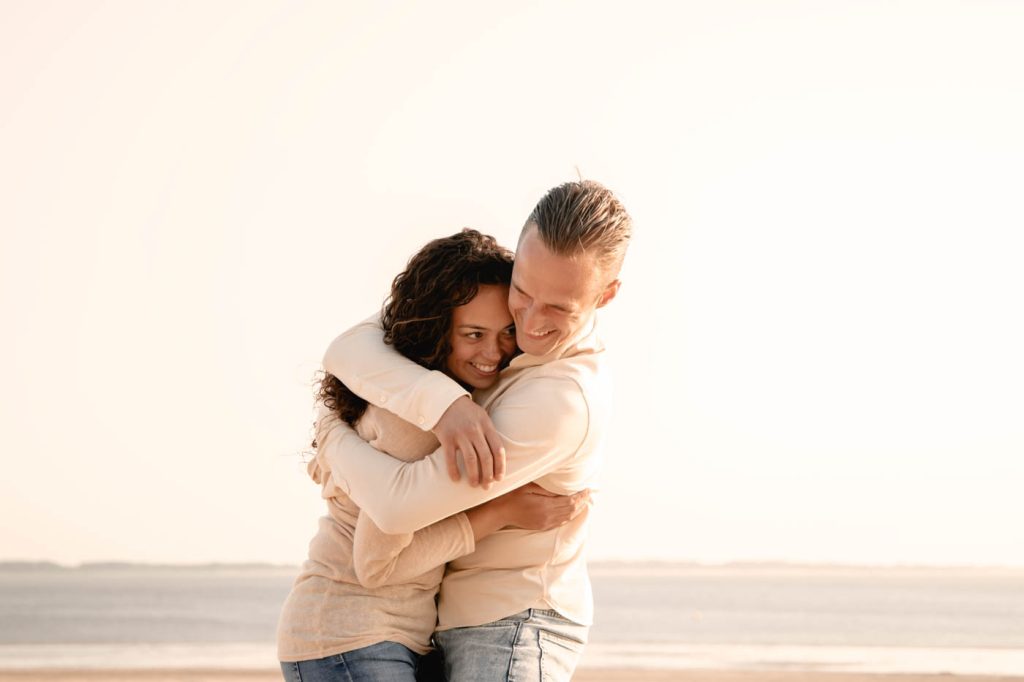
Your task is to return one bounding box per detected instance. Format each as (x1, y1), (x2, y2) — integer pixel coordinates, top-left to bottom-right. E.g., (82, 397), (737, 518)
(446, 283), (517, 390)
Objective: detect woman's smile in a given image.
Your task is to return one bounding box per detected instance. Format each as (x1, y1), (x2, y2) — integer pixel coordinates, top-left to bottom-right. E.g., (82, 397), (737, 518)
(446, 284), (518, 390)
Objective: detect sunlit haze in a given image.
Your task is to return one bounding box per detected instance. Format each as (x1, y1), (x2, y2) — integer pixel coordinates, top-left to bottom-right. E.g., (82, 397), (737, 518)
(2, 1), (1022, 567)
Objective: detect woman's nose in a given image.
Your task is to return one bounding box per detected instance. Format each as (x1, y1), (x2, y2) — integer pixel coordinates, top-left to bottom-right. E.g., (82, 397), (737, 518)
(481, 338), (502, 361)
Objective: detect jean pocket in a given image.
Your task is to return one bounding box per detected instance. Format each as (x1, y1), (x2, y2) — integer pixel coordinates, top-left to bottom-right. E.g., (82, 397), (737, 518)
(538, 629), (585, 682)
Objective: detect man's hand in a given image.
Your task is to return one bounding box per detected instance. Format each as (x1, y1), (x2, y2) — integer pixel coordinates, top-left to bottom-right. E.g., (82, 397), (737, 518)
(433, 396), (505, 487)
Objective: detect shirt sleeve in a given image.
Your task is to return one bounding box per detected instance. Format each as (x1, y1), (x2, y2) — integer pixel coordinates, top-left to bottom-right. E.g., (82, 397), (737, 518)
(351, 510), (475, 589)
(317, 375), (590, 534)
(322, 314), (470, 430)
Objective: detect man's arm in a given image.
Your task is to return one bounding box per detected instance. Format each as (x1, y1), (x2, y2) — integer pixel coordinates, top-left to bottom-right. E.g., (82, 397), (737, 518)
(324, 315), (506, 485)
(317, 376), (589, 534)
(324, 315), (468, 431)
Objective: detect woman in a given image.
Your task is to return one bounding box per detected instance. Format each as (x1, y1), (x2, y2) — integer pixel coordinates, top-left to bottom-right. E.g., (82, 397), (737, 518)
(277, 229), (586, 681)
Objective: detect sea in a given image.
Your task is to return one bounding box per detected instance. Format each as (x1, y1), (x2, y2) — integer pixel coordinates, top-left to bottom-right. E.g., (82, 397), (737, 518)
(1, 562), (1022, 675)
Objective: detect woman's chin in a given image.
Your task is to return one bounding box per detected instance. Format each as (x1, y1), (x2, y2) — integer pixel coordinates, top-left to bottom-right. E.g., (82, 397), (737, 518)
(453, 363), (505, 390)
(465, 377), (498, 391)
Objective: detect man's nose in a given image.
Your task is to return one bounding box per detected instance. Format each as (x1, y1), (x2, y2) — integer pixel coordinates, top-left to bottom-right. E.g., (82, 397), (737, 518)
(519, 304), (541, 332)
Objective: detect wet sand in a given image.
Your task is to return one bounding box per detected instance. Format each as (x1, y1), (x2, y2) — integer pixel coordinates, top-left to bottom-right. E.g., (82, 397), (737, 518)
(1, 670), (1023, 682)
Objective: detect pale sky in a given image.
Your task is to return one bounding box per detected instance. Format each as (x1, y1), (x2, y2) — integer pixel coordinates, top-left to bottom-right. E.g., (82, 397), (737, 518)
(1, 1), (1022, 567)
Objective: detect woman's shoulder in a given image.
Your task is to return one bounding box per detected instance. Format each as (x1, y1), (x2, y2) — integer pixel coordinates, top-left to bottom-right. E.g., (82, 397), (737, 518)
(357, 404), (440, 462)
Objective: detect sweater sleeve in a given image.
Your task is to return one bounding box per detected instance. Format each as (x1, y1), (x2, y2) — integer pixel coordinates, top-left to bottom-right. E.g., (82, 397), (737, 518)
(317, 375), (590, 534)
(322, 314), (470, 430)
(351, 511), (475, 589)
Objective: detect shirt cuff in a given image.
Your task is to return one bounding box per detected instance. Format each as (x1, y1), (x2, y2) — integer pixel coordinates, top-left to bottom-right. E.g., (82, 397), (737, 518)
(452, 512), (476, 556)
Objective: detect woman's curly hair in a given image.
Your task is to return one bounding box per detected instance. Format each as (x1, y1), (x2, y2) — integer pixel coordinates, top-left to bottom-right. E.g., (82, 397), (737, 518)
(317, 228), (514, 429)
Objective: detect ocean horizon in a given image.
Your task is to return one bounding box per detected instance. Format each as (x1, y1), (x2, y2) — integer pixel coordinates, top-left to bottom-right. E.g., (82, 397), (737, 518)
(2, 561), (1022, 675)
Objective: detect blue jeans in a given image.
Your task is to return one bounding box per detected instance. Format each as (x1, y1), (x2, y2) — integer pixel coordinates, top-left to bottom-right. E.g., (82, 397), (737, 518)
(434, 608), (588, 682)
(280, 641), (420, 682)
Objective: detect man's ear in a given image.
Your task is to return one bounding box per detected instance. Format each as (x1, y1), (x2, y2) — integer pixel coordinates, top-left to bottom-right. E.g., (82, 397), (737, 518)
(596, 279), (621, 309)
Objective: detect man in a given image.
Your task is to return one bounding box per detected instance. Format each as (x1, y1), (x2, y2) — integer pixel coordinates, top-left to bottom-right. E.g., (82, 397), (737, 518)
(316, 180), (632, 681)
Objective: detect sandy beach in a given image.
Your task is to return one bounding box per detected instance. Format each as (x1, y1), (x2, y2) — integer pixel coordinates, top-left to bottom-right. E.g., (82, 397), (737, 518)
(1, 671), (1023, 682)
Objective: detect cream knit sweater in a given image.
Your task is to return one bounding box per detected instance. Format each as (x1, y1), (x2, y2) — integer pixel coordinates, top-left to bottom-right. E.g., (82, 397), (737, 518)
(276, 405), (475, 662)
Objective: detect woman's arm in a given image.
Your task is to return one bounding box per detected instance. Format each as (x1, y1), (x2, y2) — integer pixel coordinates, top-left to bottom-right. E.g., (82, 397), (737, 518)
(465, 484), (591, 539)
(351, 512), (473, 589)
(351, 484), (590, 589)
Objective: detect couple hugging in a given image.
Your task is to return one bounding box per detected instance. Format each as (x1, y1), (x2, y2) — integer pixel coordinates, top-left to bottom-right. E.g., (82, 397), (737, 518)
(278, 180), (633, 682)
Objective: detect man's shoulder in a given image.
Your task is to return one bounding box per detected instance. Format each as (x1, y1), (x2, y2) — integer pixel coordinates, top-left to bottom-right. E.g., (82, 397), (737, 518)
(490, 363), (605, 439)
(485, 374), (590, 459)
(524, 347), (609, 404)
(481, 347), (613, 469)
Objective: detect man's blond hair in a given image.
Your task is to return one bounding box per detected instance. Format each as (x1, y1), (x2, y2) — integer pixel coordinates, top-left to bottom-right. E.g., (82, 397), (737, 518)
(524, 180), (632, 278)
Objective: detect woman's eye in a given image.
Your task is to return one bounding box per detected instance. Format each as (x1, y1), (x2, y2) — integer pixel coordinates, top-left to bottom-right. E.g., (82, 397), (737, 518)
(467, 332), (482, 339)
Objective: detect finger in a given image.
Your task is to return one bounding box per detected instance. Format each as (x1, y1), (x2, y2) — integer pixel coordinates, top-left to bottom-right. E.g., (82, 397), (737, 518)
(569, 494), (589, 519)
(460, 438), (481, 487)
(558, 501), (578, 525)
(548, 497), (575, 516)
(484, 427), (506, 481)
(445, 447), (461, 483)
(473, 431), (494, 487)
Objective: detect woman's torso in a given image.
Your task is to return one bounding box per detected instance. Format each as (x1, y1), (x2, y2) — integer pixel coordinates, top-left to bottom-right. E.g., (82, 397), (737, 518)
(276, 405), (442, 662)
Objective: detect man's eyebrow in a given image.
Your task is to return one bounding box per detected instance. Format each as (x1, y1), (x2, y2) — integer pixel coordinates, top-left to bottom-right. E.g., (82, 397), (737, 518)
(513, 280), (575, 313)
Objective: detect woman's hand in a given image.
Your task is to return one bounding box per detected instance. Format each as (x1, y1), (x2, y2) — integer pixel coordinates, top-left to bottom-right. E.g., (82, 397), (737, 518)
(465, 483), (590, 540)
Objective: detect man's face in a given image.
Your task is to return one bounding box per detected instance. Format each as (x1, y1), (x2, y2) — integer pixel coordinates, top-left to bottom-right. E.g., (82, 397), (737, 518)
(509, 224), (619, 357)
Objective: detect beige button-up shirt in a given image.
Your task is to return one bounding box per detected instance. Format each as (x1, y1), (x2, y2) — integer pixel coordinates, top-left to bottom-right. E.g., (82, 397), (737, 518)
(318, 315), (611, 629)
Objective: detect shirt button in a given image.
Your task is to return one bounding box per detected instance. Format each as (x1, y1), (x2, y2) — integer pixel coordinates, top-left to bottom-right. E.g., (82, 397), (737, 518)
(417, 416), (426, 425)
(379, 395), (388, 405)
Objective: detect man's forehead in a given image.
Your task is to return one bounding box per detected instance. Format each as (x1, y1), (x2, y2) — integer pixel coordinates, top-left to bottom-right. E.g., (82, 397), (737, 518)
(515, 226), (593, 268)
(513, 236), (598, 306)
